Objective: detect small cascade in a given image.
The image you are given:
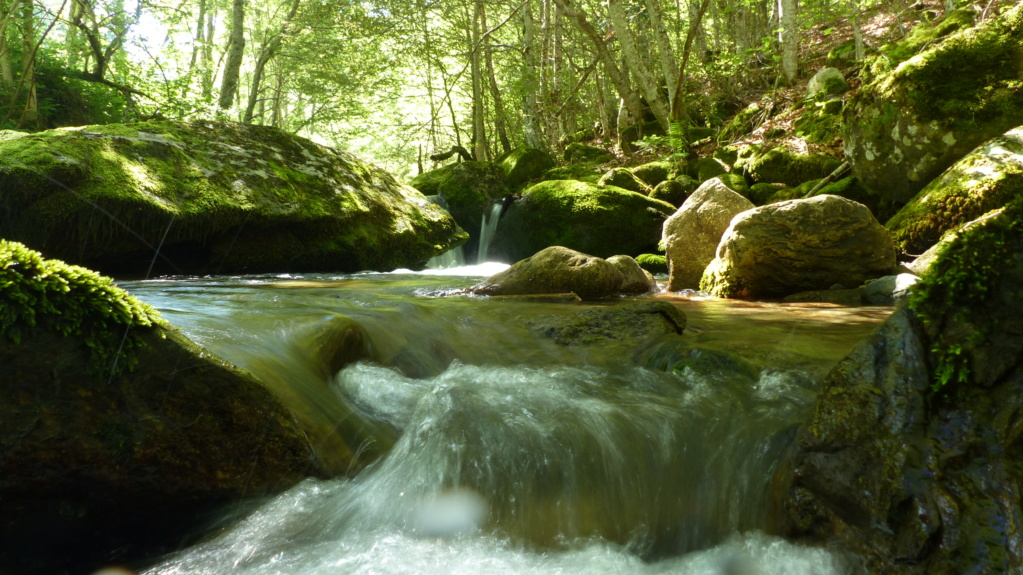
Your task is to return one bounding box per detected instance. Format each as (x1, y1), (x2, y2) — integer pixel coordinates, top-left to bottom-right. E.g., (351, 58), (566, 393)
(476, 200), (504, 263)
(427, 245), (466, 269)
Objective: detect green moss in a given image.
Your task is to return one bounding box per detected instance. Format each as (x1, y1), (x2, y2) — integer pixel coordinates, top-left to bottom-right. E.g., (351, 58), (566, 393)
(564, 142), (614, 163)
(635, 253), (668, 275)
(886, 133), (1023, 254)
(794, 101), (844, 144)
(541, 163), (603, 183)
(717, 173), (750, 198)
(0, 240), (166, 375)
(719, 103), (767, 142)
(499, 146), (556, 189)
(909, 198), (1023, 395)
(746, 147), (842, 187)
(750, 182), (786, 205)
(864, 9), (977, 80)
(631, 161), (672, 186)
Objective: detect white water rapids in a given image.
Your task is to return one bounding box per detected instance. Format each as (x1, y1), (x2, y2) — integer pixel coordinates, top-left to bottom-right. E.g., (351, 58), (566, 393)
(120, 267), (883, 575)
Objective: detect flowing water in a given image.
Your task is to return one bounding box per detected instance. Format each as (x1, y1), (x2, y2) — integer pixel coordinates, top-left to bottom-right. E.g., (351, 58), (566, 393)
(120, 266), (890, 575)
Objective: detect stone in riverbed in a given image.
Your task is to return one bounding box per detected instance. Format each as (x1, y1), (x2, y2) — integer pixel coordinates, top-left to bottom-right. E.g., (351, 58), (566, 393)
(470, 246), (625, 299)
(606, 254), (658, 293)
(528, 301), (685, 345)
(701, 195), (896, 299)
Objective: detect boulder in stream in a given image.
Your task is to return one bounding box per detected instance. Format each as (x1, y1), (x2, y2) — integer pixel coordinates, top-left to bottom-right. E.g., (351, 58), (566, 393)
(0, 241), (344, 574)
(662, 177), (755, 291)
(606, 254), (658, 293)
(701, 195), (896, 299)
(470, 246), (625, 299)
(781, 199), (1023, 572)
(0, 120), (466, 277)
(527, 301), (685, 346)
(498, 146), (556, 190)
(490, 179), (675, 262)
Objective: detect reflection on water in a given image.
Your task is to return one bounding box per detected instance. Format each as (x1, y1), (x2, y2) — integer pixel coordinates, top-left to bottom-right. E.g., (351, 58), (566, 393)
(123, 266), (886, 575)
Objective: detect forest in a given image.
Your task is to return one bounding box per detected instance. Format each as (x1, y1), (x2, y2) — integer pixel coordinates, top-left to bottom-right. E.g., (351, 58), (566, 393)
(0, 0), (953, 176)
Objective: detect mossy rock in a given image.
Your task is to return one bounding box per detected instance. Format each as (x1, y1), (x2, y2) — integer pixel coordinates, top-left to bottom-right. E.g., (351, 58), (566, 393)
(565, 142), (614, 163)
(694, 157), (728, 182)
(645, 343), (759, 384)
(846, 5), (1023, 203)
(499, 146), (557, 190)
(635, 253), (669, 275)
(794, 101), (844, 144)
(718, 173), (750, 198)
(886, 126), (1023, 255)
(409, 161), (509, 259)
(541, 163), (603, 184)
(810, 176), (890, 221)
(470, 245), (625, 299)
(631, 160), (672, 186)
(862, 9), (977, 81)
(826, 40), (857, 68)
(746, 147), (842, 187)
(598, 167), (650, 193)
(0, 120), (466, 276)
(720, 103), (767, 142)
(750, 182), (788, 205)
(0, 242), (357, 573)
(650, 178), (695, 207)
(767, 186), (806, 203)
(806, 67), (849, 97)
(559, 127), (597, 146)
(713, 146), (740, 168)
(491, 180), (676, 262)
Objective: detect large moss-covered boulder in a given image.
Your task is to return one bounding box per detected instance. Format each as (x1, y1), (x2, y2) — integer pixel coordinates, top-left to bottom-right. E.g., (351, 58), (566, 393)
(490, 180), (676, 263)
(598, 167), (650, 193)
(499, 146), (556, 189)
(0, 121), (466, 276)
(470, 246), (625, 299)
(702, 195), (896, 299)
(744, 147), (842, 187)
(0, 242), (349, 574)
(886, 126), (1023, 255)
(408, 159), (508, 257)
(663, 178), (755, 291)
(631, 161), (672, 186)
(844, 4), (1023, 203)
(782, 200), (1023, 573)
(650, 177), (695, 207)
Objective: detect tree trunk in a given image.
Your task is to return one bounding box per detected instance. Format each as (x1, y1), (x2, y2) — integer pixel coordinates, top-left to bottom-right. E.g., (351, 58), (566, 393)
(469, 0), (488, 161)
(201, 6), (215, 98)
(0, 1), (15, 83)
(852, 0), (865, 61)
(480, 2), (510, 154)
(551, 0), (646, 129)
(645, 0), (677, 106)
(218, 0), (246, 110)
(243, 0), (300, 123)
(607, 0), (670, 130)
(521, 0), (542, 148)
(18, 0), (37, 128)
(780, 0), (798, 83)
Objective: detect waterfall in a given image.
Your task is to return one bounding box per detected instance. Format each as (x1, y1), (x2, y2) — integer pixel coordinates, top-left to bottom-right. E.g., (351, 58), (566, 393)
(427, 245), (466, 269)
(476, 200), (504, 263)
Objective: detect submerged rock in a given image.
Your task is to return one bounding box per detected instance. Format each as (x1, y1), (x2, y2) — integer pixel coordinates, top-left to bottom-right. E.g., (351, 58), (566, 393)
(470, 246), (625, 299)
(844, 4), (1023, 203)
(886, 126), (1023, 255)
(663, 178), (755, 291)
(528, 301), (685, 345)
(490, 180), (675, 262)
(0, 242), (344, 574)
(702, 195), (895, 299)
(0, 120), (466, 276)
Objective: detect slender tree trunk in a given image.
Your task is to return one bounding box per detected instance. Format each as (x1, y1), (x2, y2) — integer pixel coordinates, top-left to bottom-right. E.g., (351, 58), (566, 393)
(219, 0), (246, 110)
(469, 0), (488, 161)
(0, 1), (15, 83)
(607, 0), (670, 130)
(188, 0), (207, 73)
(201, 6), (215, 98)
(18, 0), (37, 128)
(521, 1), (542, 148)
(645, 0), (677, 106)
(852, 0), (865, 61)
(551, 0), (646, 127)
(65, 0), (84, 69)
(243, 0), (300, 123)
(780, 0), (798, 83)
(480, 2), (511, 154)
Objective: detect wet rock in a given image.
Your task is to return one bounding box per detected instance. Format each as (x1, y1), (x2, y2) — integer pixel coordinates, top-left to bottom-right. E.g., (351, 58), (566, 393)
(702, 195), (896, 299)
(886, 126), (1023, 255)
(528, 301), (685, 345)
(781, 202), (1023, 573)
(861, 273), (919, 306)
(606, 254), (658, 293)
(0, 120), (466, 276)
(410, 160), (510, 258)
(0, 241), (333, 575)
(470, 246), (626, 299)
(491, 180), (675, 263)
(663, 178), (755, 291)
(844, 4), (1023, 203)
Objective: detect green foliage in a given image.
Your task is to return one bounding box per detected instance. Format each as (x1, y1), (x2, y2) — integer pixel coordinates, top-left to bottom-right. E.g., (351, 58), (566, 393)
(0, 240), (166, 376)
(908, 199), (1023, 395)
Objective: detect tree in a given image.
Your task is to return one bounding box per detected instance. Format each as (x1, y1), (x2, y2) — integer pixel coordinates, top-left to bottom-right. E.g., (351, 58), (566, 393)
(780, 0), (798, 83)
(219, 0), (246, 110)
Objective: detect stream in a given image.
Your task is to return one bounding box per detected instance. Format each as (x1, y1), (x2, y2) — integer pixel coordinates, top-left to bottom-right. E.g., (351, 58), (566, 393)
(120, 264), (889, 575)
